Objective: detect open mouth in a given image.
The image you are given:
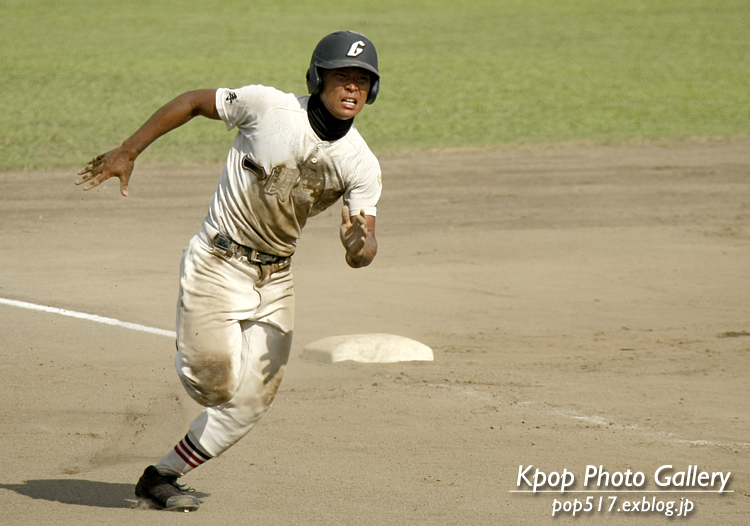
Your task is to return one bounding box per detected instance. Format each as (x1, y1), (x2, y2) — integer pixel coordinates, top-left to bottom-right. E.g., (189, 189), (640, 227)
(342, 98), (357, 108)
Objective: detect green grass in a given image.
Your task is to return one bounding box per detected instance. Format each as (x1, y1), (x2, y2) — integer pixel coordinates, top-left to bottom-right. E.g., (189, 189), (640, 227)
(1, 0), (749, 170)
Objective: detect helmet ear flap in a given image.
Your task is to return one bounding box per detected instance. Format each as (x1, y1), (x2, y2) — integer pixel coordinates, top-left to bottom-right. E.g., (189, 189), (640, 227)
(306, 65), (323, 97)
(366, 77), (380, 104)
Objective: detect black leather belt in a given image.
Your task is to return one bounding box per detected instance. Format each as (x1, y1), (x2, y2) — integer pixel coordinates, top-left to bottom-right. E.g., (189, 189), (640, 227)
(212, 234), (289, 265)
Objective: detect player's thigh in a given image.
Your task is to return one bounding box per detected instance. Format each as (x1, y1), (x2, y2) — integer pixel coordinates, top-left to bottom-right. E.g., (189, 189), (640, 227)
(176, 236), (261, 403)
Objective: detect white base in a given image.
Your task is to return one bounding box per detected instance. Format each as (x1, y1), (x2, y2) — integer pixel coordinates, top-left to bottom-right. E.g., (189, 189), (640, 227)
(301, 333), (434, 364)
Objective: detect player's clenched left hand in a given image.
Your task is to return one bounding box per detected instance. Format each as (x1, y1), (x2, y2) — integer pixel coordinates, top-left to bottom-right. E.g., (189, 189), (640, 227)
(75, 146), (135, 197)
(340, 205), (368, 263)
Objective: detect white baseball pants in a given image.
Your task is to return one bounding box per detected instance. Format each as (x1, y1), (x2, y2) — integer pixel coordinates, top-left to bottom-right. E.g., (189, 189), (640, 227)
(174, 229), (294, 458)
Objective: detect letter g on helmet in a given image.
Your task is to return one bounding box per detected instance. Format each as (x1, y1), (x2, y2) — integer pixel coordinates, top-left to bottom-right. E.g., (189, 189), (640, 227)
(306, 31), (380, 104)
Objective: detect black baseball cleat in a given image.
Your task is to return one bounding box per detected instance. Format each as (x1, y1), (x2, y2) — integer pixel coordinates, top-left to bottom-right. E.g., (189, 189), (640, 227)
(135, 465), (201, 512)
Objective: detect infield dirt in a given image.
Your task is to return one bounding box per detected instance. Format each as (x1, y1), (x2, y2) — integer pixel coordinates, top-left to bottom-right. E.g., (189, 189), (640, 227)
(0, 142), (748, 524)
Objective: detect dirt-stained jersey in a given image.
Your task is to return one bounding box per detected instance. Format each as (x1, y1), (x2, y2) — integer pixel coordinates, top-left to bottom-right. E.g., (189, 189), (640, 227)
(204, 85), (382, 257)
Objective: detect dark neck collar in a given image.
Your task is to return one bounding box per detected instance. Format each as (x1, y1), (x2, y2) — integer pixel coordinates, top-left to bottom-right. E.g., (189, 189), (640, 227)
(307, 95), (354, 142)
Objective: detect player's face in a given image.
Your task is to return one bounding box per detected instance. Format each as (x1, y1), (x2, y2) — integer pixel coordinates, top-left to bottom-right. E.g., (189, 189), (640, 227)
(320, 67), (371, 120)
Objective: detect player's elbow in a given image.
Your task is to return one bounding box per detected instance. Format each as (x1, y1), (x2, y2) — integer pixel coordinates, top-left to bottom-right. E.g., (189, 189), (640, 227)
(183, 89), (220, 120)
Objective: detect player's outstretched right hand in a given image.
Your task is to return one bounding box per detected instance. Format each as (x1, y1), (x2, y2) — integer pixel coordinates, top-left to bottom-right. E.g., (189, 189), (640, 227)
(75, 146), (135, 197)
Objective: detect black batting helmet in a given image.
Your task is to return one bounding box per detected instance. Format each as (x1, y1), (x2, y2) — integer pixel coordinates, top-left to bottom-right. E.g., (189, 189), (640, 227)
(306, 31), (380, 104)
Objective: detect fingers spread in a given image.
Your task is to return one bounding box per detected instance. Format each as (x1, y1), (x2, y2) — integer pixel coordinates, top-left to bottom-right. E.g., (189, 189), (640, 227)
(77, 171), (95, 181)
(76, 155), (105, 183)
(75, 149), (133, 195)
(83, 177), (103, 191)
(75, 172), (95, 186)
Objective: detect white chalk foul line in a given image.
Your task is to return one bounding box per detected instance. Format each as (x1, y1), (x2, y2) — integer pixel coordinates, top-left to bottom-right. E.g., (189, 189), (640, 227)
(0, 297), (176, 339)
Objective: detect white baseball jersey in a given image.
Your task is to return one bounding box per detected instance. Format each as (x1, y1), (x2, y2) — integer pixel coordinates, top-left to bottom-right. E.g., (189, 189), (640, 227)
(204, 85), (382, 257)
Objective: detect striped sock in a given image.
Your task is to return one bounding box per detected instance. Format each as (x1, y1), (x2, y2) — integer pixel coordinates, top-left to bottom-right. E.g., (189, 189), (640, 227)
(156, 433), (212, 477)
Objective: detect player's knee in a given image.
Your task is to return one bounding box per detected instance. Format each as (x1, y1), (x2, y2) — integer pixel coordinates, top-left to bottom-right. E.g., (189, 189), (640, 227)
(178, 355), (239, 407)
(192, 382), (237, 407)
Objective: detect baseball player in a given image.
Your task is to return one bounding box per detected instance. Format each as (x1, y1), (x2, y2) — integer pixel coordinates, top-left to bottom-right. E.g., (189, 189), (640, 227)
(75, 31), (382, 512)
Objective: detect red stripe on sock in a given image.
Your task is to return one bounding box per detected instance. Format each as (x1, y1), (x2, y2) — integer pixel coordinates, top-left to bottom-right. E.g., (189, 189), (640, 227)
(174, 444), (199, 468)
(178, 439), (206, 466)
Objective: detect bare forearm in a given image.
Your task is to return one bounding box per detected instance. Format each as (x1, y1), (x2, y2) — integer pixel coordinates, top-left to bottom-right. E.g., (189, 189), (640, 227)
(121, 89), (219, 159)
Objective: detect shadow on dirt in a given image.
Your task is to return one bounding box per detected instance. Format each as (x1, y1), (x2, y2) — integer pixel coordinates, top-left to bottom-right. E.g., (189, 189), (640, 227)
(0, 479), (209, 509)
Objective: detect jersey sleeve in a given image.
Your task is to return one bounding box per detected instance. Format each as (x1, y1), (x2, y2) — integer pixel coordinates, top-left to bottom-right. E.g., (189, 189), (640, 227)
(344, 155), (382, 217)
(215, 85), (287, 132)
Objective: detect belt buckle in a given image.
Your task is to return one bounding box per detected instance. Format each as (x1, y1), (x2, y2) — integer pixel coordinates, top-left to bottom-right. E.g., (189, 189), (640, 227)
(247, 248), (263, 264)
(250, 249), (278, 264)
(213, 234), (237, 257)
